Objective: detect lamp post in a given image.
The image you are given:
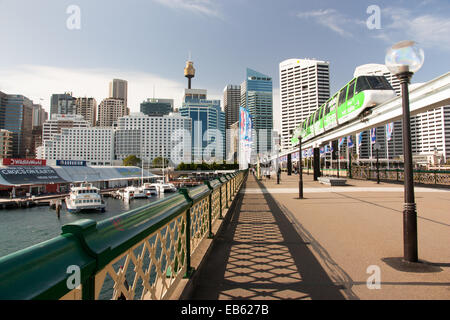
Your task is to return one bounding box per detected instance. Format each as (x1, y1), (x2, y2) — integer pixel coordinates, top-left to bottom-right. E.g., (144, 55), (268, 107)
(298, 133), (304, 199)
(386, 40), (424, 263)
(374, 142), (380, 184)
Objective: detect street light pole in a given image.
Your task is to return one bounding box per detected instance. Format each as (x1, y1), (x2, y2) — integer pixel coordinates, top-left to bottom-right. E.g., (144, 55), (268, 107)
(298, 135), (303, 199)
(386, 40), (424, 263)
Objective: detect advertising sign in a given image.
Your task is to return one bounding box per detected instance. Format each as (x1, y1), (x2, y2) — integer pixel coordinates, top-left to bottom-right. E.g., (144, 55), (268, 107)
(56, 160), (87, 166)
(0, 166), (67, 185)
(2, 159), (46, 166)
(239, 106), (253, 168)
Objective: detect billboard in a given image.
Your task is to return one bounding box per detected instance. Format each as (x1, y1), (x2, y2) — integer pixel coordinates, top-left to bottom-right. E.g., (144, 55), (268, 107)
(0, 166), (67, 185)
(2, 158), (46, 166)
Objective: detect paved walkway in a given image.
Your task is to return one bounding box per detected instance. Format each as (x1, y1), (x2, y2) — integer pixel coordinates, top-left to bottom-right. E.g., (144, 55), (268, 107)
(190, 173), (450, 300)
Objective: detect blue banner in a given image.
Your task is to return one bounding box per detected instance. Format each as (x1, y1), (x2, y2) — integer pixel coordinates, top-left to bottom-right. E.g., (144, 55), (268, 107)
(386, 122), (393, 141)
(357, 132), (364, 147)
(347, 135), (354, 148)
(370, 128), (376, 144)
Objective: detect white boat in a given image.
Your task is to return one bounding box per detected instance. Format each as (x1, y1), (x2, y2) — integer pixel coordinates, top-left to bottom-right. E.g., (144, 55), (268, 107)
(122, 186), (137, 201)
(141, 183), (158, 197)
(151, 180), (177, 194)
(65, 182), (106, 213)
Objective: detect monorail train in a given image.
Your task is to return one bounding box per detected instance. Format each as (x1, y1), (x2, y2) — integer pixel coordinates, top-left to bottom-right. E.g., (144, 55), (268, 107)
(290, 75), (397, 145)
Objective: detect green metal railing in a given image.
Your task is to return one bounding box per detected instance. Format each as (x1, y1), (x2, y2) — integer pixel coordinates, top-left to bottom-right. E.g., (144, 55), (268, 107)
(0, 170), (247, 300)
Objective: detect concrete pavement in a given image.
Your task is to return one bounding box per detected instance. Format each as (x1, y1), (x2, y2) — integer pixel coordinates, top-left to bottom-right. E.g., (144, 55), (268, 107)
(189, 173), (450, 300)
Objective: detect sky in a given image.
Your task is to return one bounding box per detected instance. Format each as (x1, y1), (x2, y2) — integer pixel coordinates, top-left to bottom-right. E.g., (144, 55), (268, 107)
(1, 0), (449, 131)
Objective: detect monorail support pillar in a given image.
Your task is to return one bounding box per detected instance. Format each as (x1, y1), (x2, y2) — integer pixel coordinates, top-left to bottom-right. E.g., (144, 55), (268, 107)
(313, 148), (321, 181)
(287, 154), (292, 176)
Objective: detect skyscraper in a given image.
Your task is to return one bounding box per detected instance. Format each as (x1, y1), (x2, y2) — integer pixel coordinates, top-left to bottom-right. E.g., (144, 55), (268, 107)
(0, 91), (34, 157)
(97, 98), (127, 127)
(224, 85), (241, 130)
(140, 98), (174, 117)
(279, 59), (330, 151)
(109, 79), (128, 112)
(50, 92), (76, 117)
(241, 68), (273, 155)
(75, 97), (97, 126)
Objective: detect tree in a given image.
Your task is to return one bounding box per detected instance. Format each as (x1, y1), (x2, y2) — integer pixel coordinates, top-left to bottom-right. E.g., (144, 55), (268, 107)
(152, 157), (169, 168)
(123, 155), (141, 167)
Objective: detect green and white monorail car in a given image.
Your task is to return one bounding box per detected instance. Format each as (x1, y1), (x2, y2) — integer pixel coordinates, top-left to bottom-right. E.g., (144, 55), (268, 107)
(291, 75), (396, 145)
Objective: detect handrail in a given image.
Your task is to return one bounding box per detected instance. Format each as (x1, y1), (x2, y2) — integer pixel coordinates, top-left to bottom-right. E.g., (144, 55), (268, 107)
(0, 170), (248, 300)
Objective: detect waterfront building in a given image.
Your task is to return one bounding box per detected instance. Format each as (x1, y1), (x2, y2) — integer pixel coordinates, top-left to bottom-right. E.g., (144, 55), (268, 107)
(109, 79), (128, 112)
(240, 68), (274, 155)
(140, 98), (174, 117)
(39, 127), (115, 166)
(0, 129), (13, 158)
(50, 92), (76, 117)
(97, 98), (128, 127)
(0, 91), (34, 158)
(42, 114), (90, 141)
(279, 59), (330, 151)
(115, 112), (192, 163)
(75, 97), (97, 126)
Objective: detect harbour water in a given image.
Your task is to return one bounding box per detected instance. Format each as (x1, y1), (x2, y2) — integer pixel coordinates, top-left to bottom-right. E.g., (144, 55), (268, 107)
(0, 194), (169, 258)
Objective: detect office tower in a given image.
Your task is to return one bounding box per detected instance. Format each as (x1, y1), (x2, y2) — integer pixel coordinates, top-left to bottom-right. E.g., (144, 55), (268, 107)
(115, 113), (192, 162)
(75, 97), (97, 126)
(0, 91), (34, 158)
(0, 129), (13, 158)
(224, 85), (241, 130)
(50, 92), (76, 116)
(32, 104), (48, 128)
(279, 59), (330, 151)
(109, 79), (128, 111)
(180, 88), (225, 162)
(42, 114), (90, 141)
(140, 98), (174, 117)
(241, 68), (273, 155)
(97, 98), (127, 127)
(39, 127), (115, 166)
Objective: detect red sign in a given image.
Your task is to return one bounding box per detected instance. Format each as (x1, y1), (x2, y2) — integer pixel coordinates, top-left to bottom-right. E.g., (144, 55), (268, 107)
(2, 158), (47, 166)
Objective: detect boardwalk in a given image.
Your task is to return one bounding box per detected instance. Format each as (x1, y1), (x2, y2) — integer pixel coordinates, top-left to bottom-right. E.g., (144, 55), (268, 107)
(189, 173), (450, 300)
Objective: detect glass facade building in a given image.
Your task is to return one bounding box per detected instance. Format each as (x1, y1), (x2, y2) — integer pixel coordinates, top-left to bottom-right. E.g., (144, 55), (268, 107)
(180, 92), (225, 162)
(140, 99), (174, 117)
(241, 68), (273, 155)
(0, 92), (34, 158)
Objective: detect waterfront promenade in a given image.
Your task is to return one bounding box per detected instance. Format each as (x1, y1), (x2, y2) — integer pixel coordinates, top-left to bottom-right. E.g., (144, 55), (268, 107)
(188, 173), (450, 300)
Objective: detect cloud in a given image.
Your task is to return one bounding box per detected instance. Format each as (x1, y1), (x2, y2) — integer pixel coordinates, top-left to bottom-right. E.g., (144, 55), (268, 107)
(153, 0), (223, 18)
(0, 65), (186, 113)
(296, 9), (363, 38)
(378, 7), (450, 51)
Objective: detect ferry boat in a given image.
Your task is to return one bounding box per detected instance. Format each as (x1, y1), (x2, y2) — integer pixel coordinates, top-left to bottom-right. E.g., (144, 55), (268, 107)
(65, 183), (106, 213)
(122, 186), (136, 201)
(151, 180), (177, 194)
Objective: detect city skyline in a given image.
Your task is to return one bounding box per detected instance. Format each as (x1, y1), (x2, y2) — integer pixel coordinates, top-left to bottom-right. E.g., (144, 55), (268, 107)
(1, 1), (450, 132)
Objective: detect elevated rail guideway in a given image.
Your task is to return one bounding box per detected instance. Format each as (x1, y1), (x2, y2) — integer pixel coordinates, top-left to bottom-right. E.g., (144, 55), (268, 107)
(276, 71), (450, 158)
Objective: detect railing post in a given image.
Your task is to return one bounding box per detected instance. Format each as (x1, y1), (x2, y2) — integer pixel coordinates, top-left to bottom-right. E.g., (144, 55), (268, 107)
(219, 184), (223, 220)
(435, 171), (437, 185)
(178, 188), (194, 278)
(81, 275), (95, 300)
(204, 181), (214, 239)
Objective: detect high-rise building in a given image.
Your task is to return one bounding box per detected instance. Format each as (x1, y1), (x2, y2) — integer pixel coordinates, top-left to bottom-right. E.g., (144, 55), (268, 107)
(224, 85), (241, 130)
(42, 114), (90, 141)
(50, 92), (76, 116)
(75, 97), (97, 126)
(32, 104), (48, 128)
(279, 59), (330, 151)
(180, 89), (225, 162)
(109, 79), (128, 112)
(241, 68), (274, 155)
(97, 98), (127, 127)
(115, 112), (192, 163)
(39, 127), (115, 166)
(0, 129), (13, 158)
(0, 91), (34, 158)
(140, 98), (174, 117)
